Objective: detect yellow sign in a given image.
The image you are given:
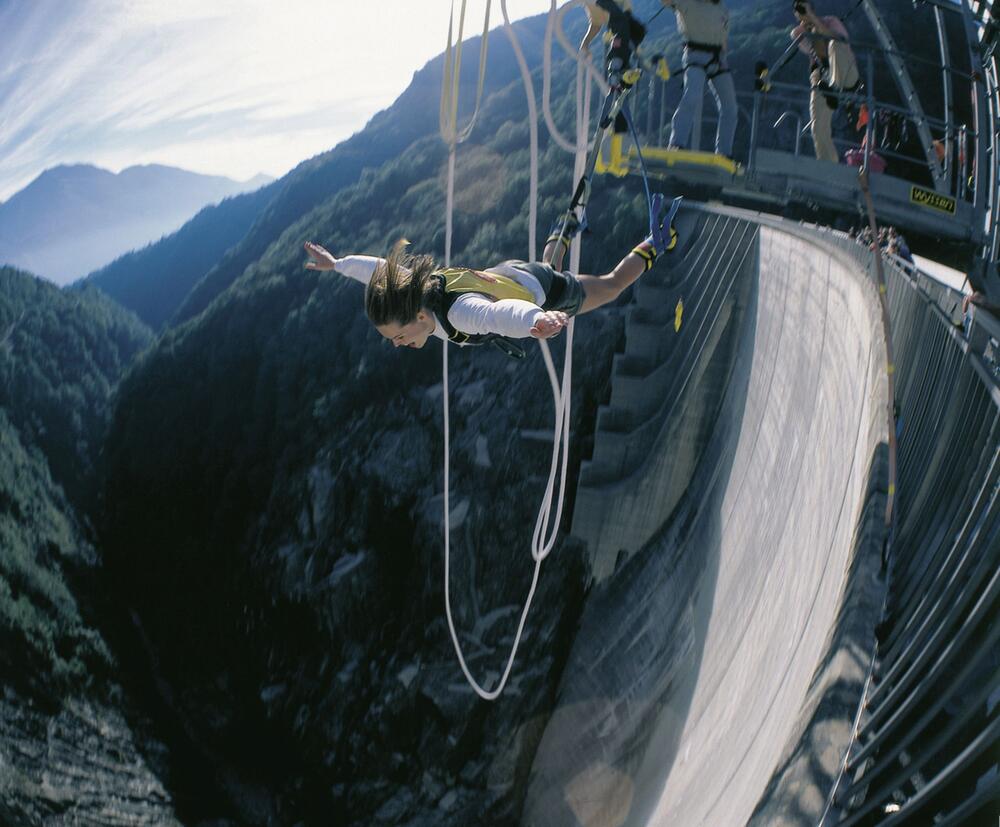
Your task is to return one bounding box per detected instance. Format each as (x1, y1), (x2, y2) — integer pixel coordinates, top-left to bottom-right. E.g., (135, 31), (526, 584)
(910, 186), (956, 215)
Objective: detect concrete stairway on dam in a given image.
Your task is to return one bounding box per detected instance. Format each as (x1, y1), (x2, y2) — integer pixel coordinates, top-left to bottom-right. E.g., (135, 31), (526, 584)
(572, 206), (760, 581)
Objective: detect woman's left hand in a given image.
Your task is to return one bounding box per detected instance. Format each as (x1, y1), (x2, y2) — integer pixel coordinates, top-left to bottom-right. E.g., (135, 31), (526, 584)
(530, 310), (568, 339)
(303, 241), (337, 270)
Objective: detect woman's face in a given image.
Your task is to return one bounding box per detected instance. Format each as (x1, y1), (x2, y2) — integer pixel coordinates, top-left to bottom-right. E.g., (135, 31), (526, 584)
(376, 311), (436, 349)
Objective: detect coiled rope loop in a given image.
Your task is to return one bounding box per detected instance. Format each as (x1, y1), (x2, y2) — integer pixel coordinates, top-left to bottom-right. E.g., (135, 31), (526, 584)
(438, 0), (597, 700)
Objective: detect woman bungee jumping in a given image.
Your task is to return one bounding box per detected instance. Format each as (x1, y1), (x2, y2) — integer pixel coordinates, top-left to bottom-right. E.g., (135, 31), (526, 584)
(303, 207), (678, 354)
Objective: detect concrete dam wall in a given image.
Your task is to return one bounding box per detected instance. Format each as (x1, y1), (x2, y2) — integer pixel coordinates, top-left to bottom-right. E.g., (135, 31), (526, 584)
(524, 209), (890, 826)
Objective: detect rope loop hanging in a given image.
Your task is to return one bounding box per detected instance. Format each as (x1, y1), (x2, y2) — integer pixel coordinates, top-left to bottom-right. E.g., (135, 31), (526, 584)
(436, 0), (654, 701)
(437, 0), (587, 701)
(440, 0), (493, 148)
(543, 0), (607, 155)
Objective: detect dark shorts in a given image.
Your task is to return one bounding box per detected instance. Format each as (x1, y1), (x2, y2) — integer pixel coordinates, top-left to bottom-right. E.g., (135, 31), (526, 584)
(498, 260), (586, 317)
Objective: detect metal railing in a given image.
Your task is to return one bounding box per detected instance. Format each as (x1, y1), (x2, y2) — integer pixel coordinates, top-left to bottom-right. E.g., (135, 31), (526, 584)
(615, 40), (981, 193)
(808, 233), (1000, 826)
(758, 42), (980, 196)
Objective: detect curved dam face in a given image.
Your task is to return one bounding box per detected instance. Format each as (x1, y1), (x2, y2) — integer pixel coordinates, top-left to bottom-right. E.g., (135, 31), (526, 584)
(523, 212), (889, 826)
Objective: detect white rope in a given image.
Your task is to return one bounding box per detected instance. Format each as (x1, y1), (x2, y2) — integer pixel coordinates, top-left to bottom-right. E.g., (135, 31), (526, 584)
(542, 0), (607, 154)
(439, 0), (588, 701)
(501, 0), (539, 261)
(440, 0), (493, 146)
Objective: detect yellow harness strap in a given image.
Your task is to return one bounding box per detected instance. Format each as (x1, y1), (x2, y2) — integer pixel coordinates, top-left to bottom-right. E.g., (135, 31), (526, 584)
(438, 267), (537, 305)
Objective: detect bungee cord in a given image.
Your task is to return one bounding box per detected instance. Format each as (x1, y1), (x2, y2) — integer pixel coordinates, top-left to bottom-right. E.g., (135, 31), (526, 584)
(436, 0), (668, 701)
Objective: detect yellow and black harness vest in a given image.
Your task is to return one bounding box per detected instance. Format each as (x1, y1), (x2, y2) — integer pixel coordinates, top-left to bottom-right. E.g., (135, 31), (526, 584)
(431, 267), (538, 357)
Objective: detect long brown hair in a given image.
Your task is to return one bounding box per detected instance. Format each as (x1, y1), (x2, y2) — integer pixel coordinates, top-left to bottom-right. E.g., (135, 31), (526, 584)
(364, 240), (439, 327)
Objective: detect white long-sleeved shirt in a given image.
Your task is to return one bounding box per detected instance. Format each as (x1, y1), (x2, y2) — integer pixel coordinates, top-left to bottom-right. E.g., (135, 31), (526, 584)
(332, 255), (548, 341)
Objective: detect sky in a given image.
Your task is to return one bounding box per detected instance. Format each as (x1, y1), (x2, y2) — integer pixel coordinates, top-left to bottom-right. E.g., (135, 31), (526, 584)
(0, 0), (557, 202)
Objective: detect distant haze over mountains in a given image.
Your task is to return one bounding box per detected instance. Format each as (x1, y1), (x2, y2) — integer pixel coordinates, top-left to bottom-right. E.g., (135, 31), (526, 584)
(0, 164), (272, 285)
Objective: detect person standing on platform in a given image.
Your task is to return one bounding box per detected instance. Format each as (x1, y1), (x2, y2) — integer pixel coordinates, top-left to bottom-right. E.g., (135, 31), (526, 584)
(665, 0), (738, 158)
(791, 0), (860, 163)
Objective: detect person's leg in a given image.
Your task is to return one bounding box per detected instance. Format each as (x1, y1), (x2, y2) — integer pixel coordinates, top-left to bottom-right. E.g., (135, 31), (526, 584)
(543, 211), (581, 268)
(669, 56), (707, 149)
(829, 41), (860, 90)
(542, 237), (563, 268)
(575, 251), (648, 314)
(709, 70), (738, 157)
(809, 86), (839, 162)
(573, 193), (681, 313)
(547, 194), (679, 313)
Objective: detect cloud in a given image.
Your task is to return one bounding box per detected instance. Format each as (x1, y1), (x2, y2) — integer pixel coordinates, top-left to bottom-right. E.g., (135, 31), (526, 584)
(0, 0), (555, 200)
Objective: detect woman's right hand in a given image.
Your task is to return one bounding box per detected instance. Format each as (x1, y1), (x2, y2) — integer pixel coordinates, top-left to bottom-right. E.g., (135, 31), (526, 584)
(304, 241), (336, 271)
(530, 310), (568, 339)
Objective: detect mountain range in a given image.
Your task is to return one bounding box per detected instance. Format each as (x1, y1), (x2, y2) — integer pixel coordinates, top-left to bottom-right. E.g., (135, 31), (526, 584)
(0, 163), (271, 285)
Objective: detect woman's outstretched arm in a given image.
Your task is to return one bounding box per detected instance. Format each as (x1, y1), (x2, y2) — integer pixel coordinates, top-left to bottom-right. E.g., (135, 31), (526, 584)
(303, 241), (385, 286)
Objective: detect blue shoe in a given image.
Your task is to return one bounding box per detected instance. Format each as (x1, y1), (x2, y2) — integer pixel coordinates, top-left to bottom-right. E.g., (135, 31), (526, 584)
(631, 195), (682, 270)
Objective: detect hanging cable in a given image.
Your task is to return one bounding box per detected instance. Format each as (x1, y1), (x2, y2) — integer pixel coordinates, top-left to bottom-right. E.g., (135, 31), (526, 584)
(857, 168), (898, 533)
(621, 103), (654, 221)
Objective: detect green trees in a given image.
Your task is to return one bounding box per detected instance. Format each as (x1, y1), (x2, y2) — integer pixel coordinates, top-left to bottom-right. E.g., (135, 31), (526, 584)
(0, 269), (152, 513)
(0, 410), (112, 700)
(0, 268), (150, 702)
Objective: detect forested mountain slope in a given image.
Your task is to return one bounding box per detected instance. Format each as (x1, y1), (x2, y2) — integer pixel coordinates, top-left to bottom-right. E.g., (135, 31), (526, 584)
(0, 267), (183, 825)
